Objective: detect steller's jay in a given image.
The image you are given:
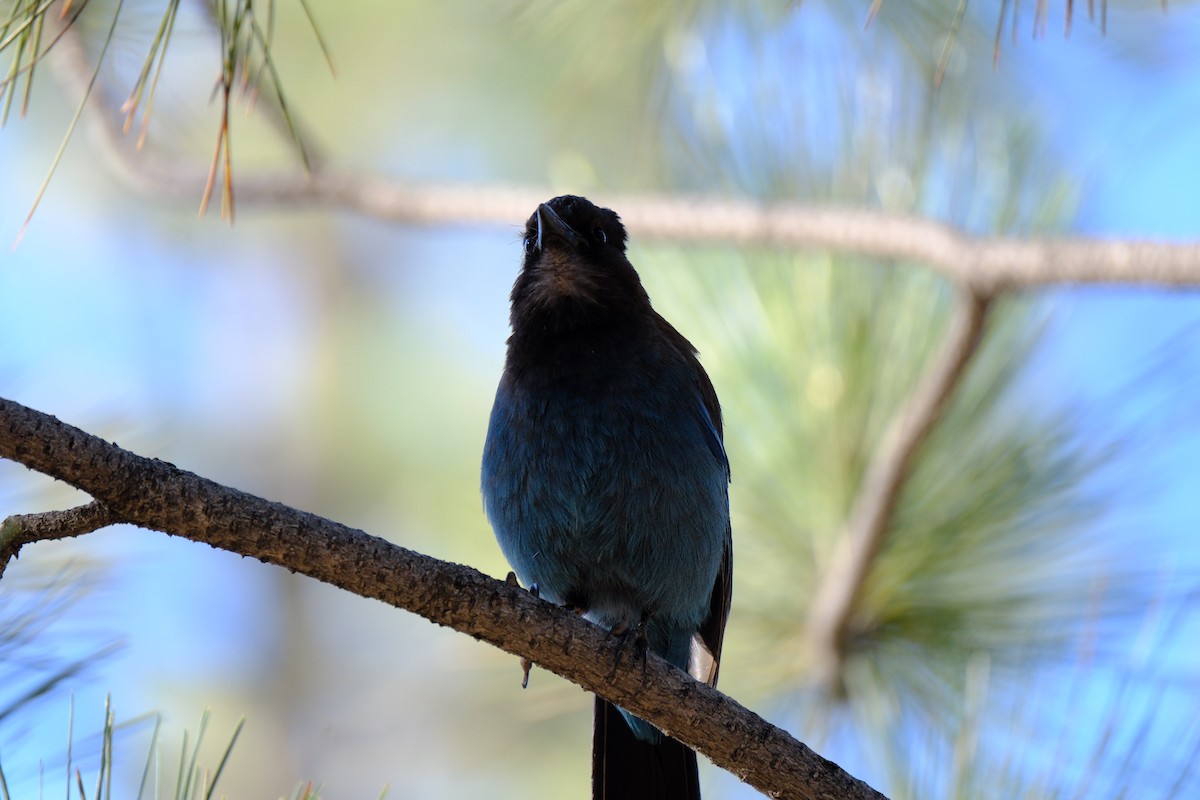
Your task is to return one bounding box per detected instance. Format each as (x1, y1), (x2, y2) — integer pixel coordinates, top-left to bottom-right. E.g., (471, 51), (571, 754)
(481, 195), (732, 800)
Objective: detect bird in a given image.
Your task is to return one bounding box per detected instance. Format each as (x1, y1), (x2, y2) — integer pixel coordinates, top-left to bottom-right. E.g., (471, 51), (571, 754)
(481, 195), (732, 800)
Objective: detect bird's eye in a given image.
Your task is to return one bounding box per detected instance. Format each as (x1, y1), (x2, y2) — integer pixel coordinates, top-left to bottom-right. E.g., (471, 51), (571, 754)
(523, 235), (536, 255)
(593, 227), (607, 245)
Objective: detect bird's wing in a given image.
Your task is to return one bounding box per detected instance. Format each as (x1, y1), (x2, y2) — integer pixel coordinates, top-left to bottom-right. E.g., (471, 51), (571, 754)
(695, 389), (729, 475)
(692, 529), (732, 686)
(654, 311), (733, 688)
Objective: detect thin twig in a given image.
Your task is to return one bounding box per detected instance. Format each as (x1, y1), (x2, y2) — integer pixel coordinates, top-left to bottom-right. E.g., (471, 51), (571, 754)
(1, 501), (121, 581)
(1, 501), (118, 547)
(806, 288), (992, 691)
(0, 395), (888, 800)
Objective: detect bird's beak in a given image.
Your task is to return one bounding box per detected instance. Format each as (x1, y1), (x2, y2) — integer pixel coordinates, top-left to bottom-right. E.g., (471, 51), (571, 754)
(536, 203), (579, 251)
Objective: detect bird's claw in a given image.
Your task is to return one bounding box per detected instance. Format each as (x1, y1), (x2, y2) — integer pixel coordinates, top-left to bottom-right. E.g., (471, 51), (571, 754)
(506, 573), (539, 688)
(606, 618), (651, 681)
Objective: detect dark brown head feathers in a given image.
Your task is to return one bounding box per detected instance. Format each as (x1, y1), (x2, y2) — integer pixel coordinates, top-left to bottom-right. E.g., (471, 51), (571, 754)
(509, 196), (647, 330)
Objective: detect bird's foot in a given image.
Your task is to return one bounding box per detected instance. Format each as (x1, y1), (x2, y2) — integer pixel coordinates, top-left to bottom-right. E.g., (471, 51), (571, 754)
(606, 618), (651, 682)
(632, 618), (650, 681)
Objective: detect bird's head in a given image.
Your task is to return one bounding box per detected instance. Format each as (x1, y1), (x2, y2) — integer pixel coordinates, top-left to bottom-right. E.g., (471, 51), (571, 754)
(510, 195), (650, 329)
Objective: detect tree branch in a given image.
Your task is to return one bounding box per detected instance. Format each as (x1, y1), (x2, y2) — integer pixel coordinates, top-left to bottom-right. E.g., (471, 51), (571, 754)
(806, 288), (992, 691)
(0, 396), (887, 800)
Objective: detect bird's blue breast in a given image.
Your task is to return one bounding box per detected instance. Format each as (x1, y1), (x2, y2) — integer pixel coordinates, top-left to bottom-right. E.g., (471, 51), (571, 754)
(481, 349), (728, 646)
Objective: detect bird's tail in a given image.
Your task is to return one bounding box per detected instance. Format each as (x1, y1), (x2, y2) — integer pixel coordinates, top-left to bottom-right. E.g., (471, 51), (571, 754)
(592, 697), (700, 800)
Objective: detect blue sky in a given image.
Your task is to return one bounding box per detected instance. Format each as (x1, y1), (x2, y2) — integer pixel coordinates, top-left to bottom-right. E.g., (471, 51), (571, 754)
(3, 3), (1200, 798)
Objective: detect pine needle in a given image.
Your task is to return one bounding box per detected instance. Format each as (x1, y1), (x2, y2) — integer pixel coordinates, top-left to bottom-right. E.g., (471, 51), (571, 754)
(203, 716), (244, 800)
(135, 715), (162, 800)
(178, 708), (209, 800)
(245, 13), (312, 173)
(120, 0), (181, 140)
(296, 0), (335, 76)
(13, 0), (125, 249)
(66, 692), (74, 800)
(934, 0), (968, 88)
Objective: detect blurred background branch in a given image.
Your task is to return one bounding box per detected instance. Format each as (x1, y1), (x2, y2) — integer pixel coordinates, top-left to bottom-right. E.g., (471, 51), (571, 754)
(807, 288), (991, 695)
(40, 11), (1200, 288)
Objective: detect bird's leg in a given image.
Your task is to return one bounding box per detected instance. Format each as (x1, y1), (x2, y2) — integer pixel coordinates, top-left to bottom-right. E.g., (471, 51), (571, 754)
(506, 573), (540, 688)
